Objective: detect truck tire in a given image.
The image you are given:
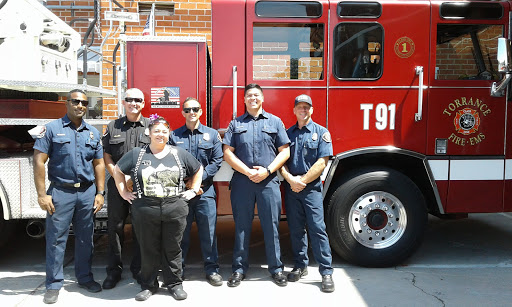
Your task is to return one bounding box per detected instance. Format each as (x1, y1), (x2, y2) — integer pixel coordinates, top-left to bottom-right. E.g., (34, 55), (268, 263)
(326, 167), (427, 267)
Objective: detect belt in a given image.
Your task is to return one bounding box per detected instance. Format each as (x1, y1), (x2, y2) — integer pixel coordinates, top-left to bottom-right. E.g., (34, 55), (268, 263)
(52, 181), (94, 189)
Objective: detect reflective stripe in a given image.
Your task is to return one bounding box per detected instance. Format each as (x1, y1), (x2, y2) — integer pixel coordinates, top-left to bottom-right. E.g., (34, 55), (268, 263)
(428, 159), (507, 181)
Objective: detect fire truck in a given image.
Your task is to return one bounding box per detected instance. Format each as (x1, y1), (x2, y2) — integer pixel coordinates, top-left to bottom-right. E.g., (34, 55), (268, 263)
(0, 0), (114, 246)
(123, 0), (512, 267)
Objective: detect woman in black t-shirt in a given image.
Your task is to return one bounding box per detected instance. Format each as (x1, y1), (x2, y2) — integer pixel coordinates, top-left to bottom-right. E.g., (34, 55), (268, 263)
(113, 115), (203, 302)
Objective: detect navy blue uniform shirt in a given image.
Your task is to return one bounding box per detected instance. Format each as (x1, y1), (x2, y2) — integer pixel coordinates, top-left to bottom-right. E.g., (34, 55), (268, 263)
(33, 114), (103, 184)
(223, 110), (290, 169)
(170, 123), (223, 183)
(286, 120), (332, 176)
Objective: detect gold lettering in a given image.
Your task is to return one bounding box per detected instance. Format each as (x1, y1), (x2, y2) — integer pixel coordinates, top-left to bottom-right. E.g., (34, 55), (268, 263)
(443, 109), (451, 116)
(455, 99), (462, 108)
(474, 98), (481, 108)
(448, 133), (466, 146)
(448, 103), (456, 112)
(461, 97), (467, 105)
(469, 133), (485, 145)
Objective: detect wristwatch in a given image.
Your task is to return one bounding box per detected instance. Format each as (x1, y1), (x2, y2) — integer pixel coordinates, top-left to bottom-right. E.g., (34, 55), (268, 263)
(266, 167), (272, 176)
(96, 190), (106, 196)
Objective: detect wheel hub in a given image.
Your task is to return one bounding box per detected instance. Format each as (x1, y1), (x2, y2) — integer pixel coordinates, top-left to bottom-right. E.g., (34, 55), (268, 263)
(348, 191), (407, 249)
(367, 209), (388, 230)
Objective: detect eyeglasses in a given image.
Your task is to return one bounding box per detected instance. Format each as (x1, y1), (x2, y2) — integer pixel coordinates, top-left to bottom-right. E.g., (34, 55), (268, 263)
(125, 97), (143, 103)
(68, 99), (89, 107)
(183, 107), (200, 113)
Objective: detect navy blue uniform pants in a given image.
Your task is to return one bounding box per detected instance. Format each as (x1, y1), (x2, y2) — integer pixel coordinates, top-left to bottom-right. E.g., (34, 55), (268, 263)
(230, 173), (284, 275)
(284, 180), (333, 276)
(105, 177), (141, 277)
(131, 196), (188, 291)
(45, 184), (96, 289)
(181, 184), (219, 275)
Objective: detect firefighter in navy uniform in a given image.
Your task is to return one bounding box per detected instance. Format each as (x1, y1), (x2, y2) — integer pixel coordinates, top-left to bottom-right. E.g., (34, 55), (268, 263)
(169, 97), (224, 286)
(280, 94), (335, 293)
(34, 89), (105, 304)
(223, 83), (290, 287)
(101, 88), (150, 289)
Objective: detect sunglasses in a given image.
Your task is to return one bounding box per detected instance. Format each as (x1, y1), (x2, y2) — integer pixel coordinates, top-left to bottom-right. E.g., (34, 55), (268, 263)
(68, 98), (89, 107)
(183, 107), (200, 113)
(125, 97), (143, 103)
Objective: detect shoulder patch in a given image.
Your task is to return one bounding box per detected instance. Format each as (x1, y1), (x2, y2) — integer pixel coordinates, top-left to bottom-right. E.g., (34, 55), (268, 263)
(322, 132), (332, 143)
(203, 133), (210, 141)
(28, 125), (46, 139)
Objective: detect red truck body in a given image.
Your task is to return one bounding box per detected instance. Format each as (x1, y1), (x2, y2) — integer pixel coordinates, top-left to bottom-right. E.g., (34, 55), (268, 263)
(126, 0), (512, 266)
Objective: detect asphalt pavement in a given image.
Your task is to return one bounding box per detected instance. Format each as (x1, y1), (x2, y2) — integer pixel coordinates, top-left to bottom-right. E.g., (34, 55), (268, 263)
(1, 213), (512, 307)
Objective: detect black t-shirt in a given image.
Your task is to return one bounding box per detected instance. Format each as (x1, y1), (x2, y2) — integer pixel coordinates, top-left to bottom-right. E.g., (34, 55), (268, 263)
(117, 145), (201, 198)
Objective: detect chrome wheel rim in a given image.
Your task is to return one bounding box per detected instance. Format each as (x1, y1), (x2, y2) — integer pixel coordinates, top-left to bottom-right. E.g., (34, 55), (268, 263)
(348, 191), (407, 249)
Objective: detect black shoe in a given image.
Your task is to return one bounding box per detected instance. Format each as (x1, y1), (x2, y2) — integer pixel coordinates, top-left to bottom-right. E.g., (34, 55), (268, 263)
(206, 272), (223, 286)
(135, 289), (154, 301)
(271, 272), (288, 287)
(132, 272), (142, 284)
(43, 289), (59, 304)
(168, 284), (187, 300)
(227, 272), (245, 287)
(287, 267), (308, 282)
(102, 274), (121, 289)
(78, 280), (102, 293)
(321, 275), (335, 293)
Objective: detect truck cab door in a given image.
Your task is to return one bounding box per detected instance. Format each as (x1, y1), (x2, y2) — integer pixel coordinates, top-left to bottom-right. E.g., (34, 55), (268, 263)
(328, 0), (430, 154)
(427, 2), (509, 213)
(244, 0), (330, 128)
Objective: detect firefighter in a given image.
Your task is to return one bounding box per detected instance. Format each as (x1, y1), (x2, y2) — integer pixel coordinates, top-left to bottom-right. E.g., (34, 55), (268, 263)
(280, 94), (335, 293)
(33, 89), (105, 304)
(169, 97), (224, 286)
(101, 88), (150, 289)
(223, 83), (290, 287)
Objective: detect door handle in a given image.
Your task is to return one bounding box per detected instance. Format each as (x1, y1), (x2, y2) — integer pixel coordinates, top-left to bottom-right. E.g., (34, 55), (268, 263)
(415, 66), (424, 121)
(232, 66), (237, 120)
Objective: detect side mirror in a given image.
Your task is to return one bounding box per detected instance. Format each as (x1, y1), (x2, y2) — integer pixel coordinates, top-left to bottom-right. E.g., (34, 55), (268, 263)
(497, 37), (512, 73)
(491, 37), (512, 97)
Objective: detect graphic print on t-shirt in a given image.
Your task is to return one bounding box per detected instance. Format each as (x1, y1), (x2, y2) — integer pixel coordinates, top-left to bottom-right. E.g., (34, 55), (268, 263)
(141, 163), (180, 197)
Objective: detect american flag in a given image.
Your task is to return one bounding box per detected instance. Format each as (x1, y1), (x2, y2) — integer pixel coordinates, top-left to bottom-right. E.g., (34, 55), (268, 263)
(151, 87), (180, 108)
(142, 9), (154, 36)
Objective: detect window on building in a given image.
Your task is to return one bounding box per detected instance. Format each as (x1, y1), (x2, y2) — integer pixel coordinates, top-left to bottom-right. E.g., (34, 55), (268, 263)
(435, 24), (503, 80)
(333, 23), (383, 79)
(252, 23), (324, 80)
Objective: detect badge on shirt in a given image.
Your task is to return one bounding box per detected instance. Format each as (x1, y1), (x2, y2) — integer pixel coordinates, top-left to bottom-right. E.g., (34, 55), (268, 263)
(144, 128), (150, 136)
(203, 133), (210, 141)
(90, 132), (94, 140)
(312, 133), (318, 141)
(322, 132), (332, 143)
(141, 160), (151, 166)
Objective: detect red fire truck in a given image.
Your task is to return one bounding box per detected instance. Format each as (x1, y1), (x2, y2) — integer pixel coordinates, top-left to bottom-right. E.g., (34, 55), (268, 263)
(128, 0), (512, 267)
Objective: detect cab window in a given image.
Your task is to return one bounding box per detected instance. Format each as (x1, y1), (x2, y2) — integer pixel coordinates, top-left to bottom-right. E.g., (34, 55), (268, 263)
(333, 23), (383, 80)
(253, 23), (324, 80)
(435, 24), (503, 80)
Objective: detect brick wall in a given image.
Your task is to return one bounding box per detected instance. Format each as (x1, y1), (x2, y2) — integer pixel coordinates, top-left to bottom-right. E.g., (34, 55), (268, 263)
(48, 0), (213, 120)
